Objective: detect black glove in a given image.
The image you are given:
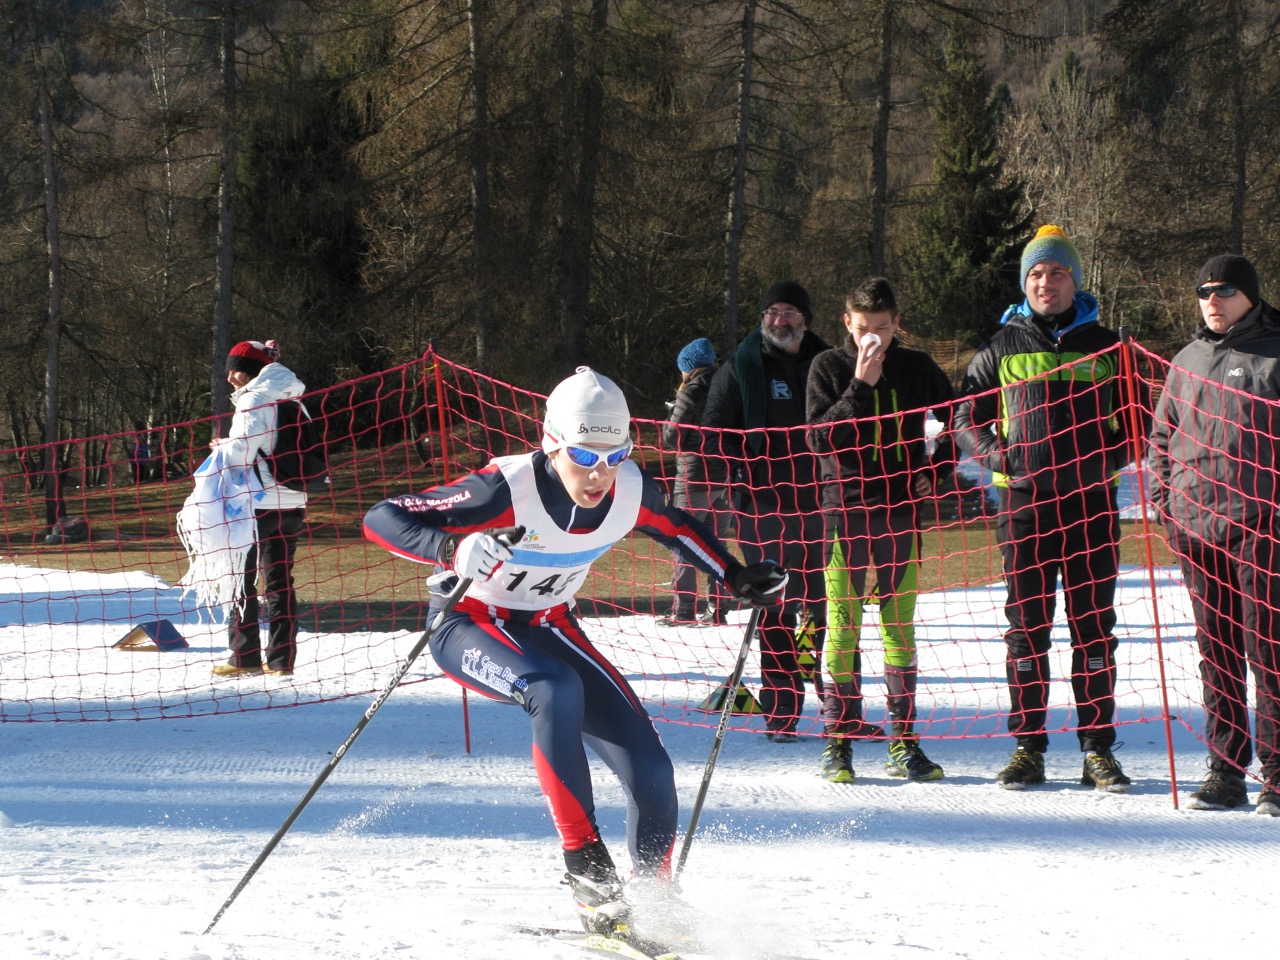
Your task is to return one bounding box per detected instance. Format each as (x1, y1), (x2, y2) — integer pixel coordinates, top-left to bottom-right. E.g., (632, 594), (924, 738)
(726, 561), (788, 606)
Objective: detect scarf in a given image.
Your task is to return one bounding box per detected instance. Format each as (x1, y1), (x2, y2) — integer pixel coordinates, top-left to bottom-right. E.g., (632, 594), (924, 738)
(176, 446), (258, 617)
(735, 328), (769, 455)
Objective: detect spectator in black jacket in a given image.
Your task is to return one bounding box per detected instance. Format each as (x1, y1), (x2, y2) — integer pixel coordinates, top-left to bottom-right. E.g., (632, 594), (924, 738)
(659, 338), (732, 626)
(953, 225), (1148, 793)
(702, 281), (831, 741)
(806, 277), (955, 784)
(1151, 254), (1280, 816)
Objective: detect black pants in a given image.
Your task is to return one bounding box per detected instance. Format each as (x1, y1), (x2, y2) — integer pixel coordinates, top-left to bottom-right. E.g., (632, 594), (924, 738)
(229, 508), (305, 671)
(996, 486), (1119, 753)
(737, 505), (827, 733)
(1171, 527), (1280, 782)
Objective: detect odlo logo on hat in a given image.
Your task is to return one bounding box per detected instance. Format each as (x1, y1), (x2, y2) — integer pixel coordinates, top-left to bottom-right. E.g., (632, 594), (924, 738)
(576, 422), (624, 438)
(542, 366), (632, 455)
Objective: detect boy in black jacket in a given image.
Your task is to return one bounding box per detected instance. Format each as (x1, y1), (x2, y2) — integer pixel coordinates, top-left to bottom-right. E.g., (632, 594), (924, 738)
(806, 277), (955, 783)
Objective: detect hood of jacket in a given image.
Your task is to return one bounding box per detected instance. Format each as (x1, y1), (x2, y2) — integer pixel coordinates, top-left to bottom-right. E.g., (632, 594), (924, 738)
(1000, 290), (1099, 340)
(231, 362), (306, 409)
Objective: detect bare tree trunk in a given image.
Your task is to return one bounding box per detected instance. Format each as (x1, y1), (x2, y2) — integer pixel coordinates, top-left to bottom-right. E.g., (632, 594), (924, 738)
(577, 0), (607, 340)
(554, 0), (607, 370)
(555, 1), (582, 368)
(211, 1), (238, 426)
(722, 0), (756, 356)
(26, 2), (66, 526)
(868, 0), (893, 275)
(468, 0), (493, 369)
(1227, 0), (1246, 253)
(140, 0), (183, 430)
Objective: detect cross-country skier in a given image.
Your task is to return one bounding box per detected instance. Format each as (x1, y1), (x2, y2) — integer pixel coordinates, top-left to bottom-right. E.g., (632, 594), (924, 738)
(363, 366), (787, 939)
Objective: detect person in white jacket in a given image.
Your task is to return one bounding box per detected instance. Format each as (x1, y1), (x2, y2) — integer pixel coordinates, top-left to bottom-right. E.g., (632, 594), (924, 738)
(210, 339), (309, 677)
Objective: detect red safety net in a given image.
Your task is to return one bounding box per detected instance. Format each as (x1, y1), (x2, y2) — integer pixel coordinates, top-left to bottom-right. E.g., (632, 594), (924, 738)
(0, 343), (1266, 787)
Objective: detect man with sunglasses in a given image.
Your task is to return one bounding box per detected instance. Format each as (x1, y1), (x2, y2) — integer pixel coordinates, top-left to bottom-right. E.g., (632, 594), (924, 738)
(363, 366), (787, 940)
(953, 225), (1148, 793)
(1151, 254), (1280, 816)
(702, 280), (833, 743)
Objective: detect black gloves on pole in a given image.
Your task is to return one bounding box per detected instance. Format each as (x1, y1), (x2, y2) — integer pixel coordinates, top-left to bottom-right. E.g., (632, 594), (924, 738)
(725, 561), (788, 606)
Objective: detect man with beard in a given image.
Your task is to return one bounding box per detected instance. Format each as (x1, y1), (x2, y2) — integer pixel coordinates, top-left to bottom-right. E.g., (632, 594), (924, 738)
(702, 281), (843, 742)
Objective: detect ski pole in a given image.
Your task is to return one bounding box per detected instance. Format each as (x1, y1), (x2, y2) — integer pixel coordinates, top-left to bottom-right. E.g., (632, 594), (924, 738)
(202, 532), (505, 935)
(674, 604), (763, 879)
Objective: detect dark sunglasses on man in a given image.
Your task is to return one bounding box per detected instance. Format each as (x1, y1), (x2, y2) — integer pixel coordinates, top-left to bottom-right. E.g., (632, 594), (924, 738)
(1196, 283), (1238, 300)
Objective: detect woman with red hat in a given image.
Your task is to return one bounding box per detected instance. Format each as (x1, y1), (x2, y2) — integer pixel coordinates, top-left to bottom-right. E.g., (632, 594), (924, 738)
(211, 339), (310, 678)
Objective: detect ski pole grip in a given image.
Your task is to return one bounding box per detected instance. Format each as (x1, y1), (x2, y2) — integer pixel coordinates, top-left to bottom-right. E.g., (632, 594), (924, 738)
(491, 525), (525, 548)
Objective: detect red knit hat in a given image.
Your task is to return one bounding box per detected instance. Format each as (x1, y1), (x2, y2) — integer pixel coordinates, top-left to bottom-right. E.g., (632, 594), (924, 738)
(226, 340), (280, 376)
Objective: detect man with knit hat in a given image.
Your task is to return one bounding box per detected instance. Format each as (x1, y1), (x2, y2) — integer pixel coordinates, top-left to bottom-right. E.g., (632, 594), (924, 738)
(1151, 254), (1280, 815)
(210, 339), (310, 677)
(953, 225), (1149, 792)
(363, 366), (787, 942)
(702, 281), (833, 741)
(660, 338), (732, 625)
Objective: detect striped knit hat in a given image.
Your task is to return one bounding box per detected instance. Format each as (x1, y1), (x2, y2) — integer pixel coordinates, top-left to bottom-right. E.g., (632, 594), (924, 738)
(1020, 225), (1082, 290)
(226, 340), (280, 377)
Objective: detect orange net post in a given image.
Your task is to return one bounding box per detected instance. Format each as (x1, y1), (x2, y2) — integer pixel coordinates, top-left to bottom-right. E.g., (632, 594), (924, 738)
(1120, 330), (1180, 805)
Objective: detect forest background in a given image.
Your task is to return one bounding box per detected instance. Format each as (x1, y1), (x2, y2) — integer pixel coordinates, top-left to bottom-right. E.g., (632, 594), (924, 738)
(3, 0), (1277, 458)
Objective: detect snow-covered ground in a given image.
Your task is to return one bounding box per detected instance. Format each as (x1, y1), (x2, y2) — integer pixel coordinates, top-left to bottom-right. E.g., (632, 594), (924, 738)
(1, 563), (1276, 960)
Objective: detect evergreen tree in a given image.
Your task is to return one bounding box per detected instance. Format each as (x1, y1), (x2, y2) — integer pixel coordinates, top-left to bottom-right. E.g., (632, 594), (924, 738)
(902, 24), (1030, 343)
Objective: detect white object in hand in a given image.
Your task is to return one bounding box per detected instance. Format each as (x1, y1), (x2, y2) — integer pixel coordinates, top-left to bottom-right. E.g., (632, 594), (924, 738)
(860, 333), (881, 351)
(453, 532), (513, 582)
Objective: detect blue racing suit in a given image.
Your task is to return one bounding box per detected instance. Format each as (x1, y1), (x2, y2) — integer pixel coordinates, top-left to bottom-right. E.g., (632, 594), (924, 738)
(364, 451), (740, 877)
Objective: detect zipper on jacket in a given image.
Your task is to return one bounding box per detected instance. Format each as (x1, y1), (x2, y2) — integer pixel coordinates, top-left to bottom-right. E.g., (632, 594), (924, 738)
(870, 387), (906, 464)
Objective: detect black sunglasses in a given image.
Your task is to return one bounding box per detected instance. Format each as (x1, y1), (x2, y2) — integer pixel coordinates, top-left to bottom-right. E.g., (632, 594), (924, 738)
(1196, 283), (1238, 300)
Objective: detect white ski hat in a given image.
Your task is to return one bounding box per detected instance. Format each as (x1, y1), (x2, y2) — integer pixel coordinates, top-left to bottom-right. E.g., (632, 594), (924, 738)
(542, 366), (632, 452)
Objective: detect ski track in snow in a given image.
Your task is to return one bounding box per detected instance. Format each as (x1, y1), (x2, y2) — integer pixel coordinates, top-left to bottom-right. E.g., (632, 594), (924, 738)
(3, 690), (1278, 960)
